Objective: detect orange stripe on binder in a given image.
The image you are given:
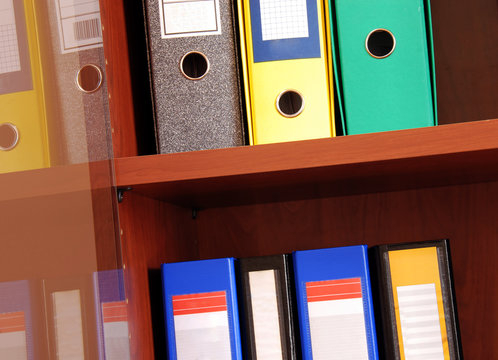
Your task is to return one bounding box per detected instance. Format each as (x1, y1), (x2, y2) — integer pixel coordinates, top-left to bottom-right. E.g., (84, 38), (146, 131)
(306, 278), (362, 302)
(0, 311), (25, 333)
(173, 291), (227, 316)
(102, 301), (128, 323)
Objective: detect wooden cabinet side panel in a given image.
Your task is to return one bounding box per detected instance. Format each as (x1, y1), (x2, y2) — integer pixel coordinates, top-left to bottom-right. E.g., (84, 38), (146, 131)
(118, 192), (198, 359)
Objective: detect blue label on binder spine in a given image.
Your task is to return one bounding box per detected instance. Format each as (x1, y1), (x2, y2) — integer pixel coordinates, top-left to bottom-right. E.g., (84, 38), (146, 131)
(250, 0), (321, 62)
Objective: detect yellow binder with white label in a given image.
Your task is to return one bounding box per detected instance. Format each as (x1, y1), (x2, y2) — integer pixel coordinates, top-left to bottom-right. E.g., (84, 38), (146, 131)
(238, 0), (335, 145)
(0, 0), (49, 173)
(372, 240), (462, 360)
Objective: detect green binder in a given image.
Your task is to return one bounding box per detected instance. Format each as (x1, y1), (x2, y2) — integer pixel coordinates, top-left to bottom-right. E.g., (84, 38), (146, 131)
(329, 0), (437, 135)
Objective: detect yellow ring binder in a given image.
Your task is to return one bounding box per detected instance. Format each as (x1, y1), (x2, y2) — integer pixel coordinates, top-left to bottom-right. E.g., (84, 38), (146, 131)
(179, 51), (210, 81)
(0, 123), (20, 151)
(276, 90), (305, 118)
(365, 28), (396, 59)
(76, 64), (103, 93)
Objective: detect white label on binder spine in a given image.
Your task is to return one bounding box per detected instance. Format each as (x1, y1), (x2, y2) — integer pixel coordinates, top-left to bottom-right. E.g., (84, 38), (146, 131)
(0, 311), (27, 360)
(260, 0), (309, 41)
(102, 301), (130, 360)
(173, 291), (231, 359)
(249, 270), (283, 359)
(306, 278), (369, 359)
(54, 0), (103, 54)
(52, 290), (85, 360)
(159, 0), (222, 39)
(0, 0), (21, 74)
(397, 283), (445, 360)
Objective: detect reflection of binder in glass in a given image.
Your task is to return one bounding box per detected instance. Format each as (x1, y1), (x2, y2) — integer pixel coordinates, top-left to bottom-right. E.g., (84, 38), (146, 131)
(142, 0), (246, 154)
(369, 240), (462, 359)
(94, 269), (130, 360)
(162, 258), (243, 359)
(293, 245), (379, 359)
(0, 0), (50, 173)
(238, 0), (335, 145)
(43, 275), (99, 359)
(237, 254), (299, 359)
(329, 0), (437, 135)
(35, 0), (111, 165)
(0, 280), (33, 359)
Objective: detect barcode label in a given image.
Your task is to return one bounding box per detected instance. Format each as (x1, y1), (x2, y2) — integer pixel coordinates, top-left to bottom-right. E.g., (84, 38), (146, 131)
(54, 0), (103, 53)
(74, 18), (101, 41)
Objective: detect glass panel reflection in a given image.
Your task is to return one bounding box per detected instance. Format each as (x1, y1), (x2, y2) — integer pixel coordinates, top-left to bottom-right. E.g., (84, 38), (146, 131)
(0, 0), (125, 358)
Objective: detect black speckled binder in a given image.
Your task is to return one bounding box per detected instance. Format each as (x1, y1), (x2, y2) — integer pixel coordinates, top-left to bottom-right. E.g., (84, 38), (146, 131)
(142, 0), (246, 154)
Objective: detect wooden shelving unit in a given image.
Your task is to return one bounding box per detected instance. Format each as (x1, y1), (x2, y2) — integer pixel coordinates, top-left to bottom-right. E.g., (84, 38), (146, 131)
(98, 0), (498, 358)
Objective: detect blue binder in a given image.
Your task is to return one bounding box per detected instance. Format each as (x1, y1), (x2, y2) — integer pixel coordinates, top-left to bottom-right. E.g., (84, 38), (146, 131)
(0, 280), (35, 360)
(94, 269), (130, 360)
(162, 258), (242, 359)
(293, 245), (378, 359)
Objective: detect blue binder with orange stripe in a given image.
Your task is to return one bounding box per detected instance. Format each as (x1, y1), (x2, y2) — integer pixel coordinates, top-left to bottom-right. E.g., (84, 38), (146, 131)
(161, 258), (242, 359)
(293, 245), (379, 359)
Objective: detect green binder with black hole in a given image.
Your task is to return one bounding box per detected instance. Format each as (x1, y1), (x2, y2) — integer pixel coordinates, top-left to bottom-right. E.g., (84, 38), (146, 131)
(329, 0), (437, 135)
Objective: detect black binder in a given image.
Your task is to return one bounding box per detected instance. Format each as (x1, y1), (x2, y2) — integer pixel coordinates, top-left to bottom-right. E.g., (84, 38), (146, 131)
(369, 239), (462, 359)
(237, 254), (299, 359)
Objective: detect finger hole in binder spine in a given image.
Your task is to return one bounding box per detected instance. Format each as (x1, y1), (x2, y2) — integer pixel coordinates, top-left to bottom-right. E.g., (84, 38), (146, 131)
(76, 64), (103, 93)
(0, 123), (19, 151)
(276, 90), (305, 118)
(366, 29), (396, 58)
(180, 51), (210, 80)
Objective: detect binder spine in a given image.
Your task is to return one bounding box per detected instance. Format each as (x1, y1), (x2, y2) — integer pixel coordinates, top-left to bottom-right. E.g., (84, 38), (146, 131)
(370, 239), (462, 360)
(237, 254), (299, 359)
(162, 258), (243, 359)
(293, 245), (379, 360)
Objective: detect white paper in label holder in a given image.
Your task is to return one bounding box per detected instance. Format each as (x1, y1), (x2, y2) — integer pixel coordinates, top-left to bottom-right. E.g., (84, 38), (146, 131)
(260, 0), (309, 41)
(54, 0), (103, 54)
(397, 283), (445, 360)
(159, 0), (222, 39)
(248, 269), (283, 359)
(0, 0), (21, 74)
(52, 290), (85, 360)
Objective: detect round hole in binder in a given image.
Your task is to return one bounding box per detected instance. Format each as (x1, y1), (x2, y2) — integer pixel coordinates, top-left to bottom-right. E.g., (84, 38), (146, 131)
(0, 123), (19, 151)
(180, 51), (210, 80)
(276, 90), (305, 118)
(366, 29), (396, 58)
(76, 64), (103, 93)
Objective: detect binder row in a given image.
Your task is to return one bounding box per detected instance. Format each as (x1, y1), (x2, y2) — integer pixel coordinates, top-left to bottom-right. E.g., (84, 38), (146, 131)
(0, 269), (130, 360)
(142, 0), (437, 154)
(2, 0), (438, 170)
(161, 240), (462, 359)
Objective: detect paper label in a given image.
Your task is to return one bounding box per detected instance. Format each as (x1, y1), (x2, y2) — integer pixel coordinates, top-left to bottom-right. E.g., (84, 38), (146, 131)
(248, 269), (283, 359)
(0, 0), (21, 74)
(172, 290), (231, 359)
(52, 290), (85, 360)
(0, 311), (27, 360)
(159, 0), (221, 39)
(306, 278), (369, 359)
(397, 283), (445, 360)
(102, 301), (130, 360)
(259, 0), (309, 41)
(54, 0), (103, 54)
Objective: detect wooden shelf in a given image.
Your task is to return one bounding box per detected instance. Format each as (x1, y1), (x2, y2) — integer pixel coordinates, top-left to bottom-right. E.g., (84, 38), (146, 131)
(0, 161), (114, 202)
(114, 118), (498, 207)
